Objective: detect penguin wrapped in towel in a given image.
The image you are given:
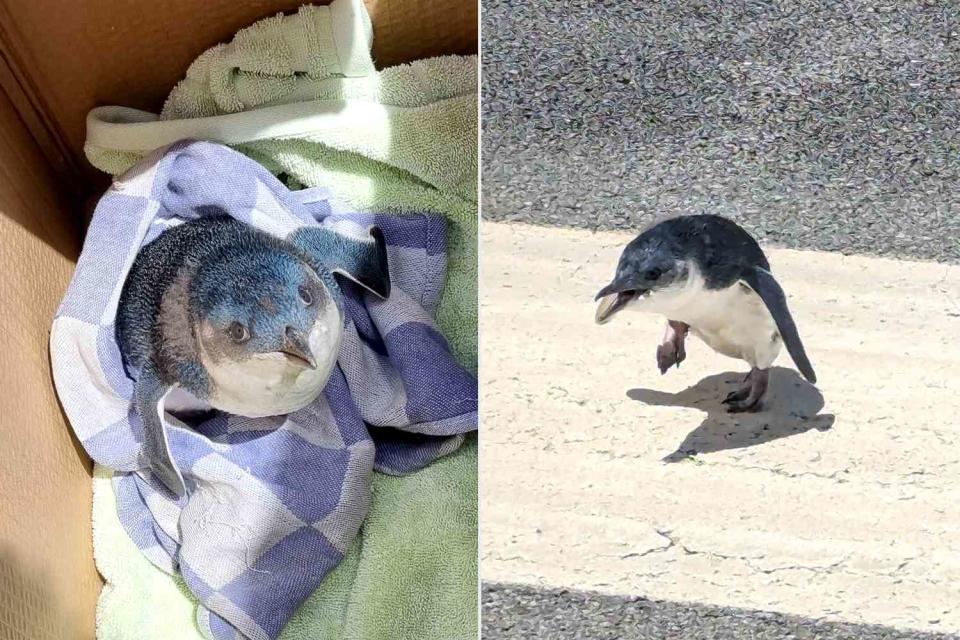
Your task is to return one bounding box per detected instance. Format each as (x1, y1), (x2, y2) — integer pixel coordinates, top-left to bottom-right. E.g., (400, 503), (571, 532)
(116, 215), (390, 496)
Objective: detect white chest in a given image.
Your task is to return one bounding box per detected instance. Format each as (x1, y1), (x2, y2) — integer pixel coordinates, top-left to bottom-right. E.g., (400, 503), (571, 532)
(201, 311), (343, 418)
(634, 270), (781, 368)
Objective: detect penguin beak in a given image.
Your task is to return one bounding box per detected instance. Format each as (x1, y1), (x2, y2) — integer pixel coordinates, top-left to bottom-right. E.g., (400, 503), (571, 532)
(594, 280), (644, 325)
(281, 327), (317, 369)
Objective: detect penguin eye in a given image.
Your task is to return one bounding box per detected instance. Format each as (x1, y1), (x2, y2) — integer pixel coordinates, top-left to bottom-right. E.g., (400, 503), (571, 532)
(644, 267), (662, 281)
(298, 285), (313, 306)
(227, 322), (250, 343)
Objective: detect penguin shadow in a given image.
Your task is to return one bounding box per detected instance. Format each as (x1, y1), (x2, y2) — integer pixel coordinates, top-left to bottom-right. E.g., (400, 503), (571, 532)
(627, 367), (835, 463)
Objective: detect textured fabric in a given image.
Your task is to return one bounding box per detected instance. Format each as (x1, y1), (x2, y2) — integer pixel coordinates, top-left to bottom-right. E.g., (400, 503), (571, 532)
(51, 140), (476, 640)
(93, 437), (477, 640)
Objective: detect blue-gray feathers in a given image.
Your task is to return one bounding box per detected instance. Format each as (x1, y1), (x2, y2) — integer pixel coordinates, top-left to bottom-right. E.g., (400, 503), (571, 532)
(117, 215), (321, 393)
(601, 214), (771, 298)
(290, 225), (391, 299)
(190, 242), (324, 360)
(116, 214), (391, 497)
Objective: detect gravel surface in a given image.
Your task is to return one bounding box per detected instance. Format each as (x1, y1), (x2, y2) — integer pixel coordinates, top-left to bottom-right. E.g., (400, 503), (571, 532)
(482, 0), (960, 264)
(483, 584), (960, 640)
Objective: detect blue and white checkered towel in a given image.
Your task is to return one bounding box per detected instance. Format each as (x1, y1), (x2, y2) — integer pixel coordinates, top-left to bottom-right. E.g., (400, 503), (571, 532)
(50, 140), (477, 640)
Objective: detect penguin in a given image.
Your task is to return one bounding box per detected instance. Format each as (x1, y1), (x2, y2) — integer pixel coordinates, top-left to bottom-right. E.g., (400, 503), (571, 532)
(594, 214), (816, 413)
(116, 214), (390, 496)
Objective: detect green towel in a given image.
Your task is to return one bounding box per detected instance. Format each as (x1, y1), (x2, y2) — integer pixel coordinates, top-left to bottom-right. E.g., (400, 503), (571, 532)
(84, 1), (477, 637)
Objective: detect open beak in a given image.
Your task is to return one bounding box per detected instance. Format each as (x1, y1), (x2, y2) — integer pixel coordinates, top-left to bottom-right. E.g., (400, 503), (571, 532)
(281, 328), (317, 369)
(594, 280), (644, 325)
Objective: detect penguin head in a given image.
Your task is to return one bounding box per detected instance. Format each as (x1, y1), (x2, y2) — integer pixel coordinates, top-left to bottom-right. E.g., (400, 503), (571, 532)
(189, 246), (342, 377)
(594, 229), (690, 324)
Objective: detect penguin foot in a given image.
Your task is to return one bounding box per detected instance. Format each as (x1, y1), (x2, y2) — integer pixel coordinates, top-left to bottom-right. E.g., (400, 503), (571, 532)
(722, 371), (753, 403)
(726, 399), (763, 413)
(722, 387), (749, 404)
(656, 320), (689, 374)
(656, 344), (685, 374)
(724, 367), (769, 413)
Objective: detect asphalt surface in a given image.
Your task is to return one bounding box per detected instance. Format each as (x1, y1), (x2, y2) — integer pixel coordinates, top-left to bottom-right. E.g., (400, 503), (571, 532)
(482, 0), (960, 264)
(483, 584), (960, 640)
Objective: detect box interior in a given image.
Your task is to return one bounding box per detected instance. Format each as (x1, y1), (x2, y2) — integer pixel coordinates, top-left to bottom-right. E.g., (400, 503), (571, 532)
(0, 1), (476, 636)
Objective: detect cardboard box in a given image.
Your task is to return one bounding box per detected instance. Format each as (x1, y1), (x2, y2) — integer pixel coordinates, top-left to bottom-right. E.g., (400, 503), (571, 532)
(0, 2), (476, 637)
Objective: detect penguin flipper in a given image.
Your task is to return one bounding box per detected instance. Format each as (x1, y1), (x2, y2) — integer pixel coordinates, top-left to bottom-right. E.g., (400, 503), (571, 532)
(740, 266), (817, 384)
(290, 225), (391, 299)
(134, 365), (186, 497)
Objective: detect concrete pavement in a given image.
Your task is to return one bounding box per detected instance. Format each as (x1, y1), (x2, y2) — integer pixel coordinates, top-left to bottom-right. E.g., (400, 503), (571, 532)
(480, 221), (960, 634)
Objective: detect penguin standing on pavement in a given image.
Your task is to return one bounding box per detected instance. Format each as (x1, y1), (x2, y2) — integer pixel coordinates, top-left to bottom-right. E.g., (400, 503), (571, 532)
(116, 214), (390, 496)
(594, 214), (816, 413)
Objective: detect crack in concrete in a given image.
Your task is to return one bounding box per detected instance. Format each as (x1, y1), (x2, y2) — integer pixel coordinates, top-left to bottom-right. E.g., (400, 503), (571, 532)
(746, 555), (851, 576)
(916, 427), (955, 448)
(658, 530), (765, 563)
(656, 530), (855, 578)
(700, 459), (851, 482)
(700, 458), (960, 492)
(619, 529), (676, 560)
(890, 558), (917, 576)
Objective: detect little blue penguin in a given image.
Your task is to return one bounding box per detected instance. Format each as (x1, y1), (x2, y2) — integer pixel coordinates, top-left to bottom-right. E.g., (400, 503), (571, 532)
(594, 214), (816, 413)
(116, 214), (390, 496)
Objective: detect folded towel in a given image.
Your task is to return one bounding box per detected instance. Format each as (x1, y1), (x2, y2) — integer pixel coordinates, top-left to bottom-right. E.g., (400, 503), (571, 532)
(158, 0), (378, 103)
(52, 140), (477, 640)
